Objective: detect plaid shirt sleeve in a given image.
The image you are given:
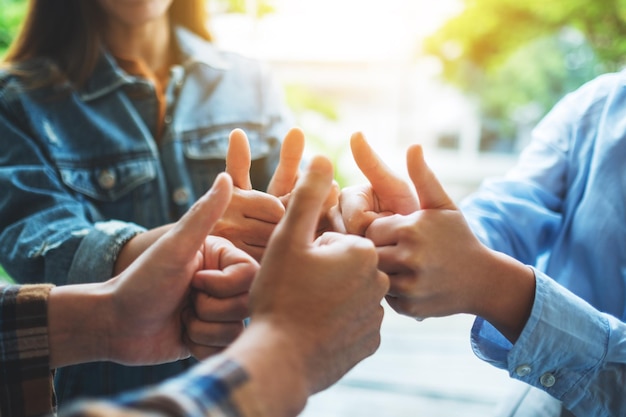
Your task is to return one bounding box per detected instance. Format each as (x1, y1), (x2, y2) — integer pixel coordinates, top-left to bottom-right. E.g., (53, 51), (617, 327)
(0, 284), (56, 417)
(61, 356), (261, 417)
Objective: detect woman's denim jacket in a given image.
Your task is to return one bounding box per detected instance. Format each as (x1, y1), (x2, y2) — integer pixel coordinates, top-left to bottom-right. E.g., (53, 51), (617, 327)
(0, 27), (292, 402)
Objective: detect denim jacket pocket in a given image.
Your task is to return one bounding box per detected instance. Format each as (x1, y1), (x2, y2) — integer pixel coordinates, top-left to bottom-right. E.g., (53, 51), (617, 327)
(58, 158), (156, 202)
(175, 127), (279, 194)
(182, 127), (273, 161)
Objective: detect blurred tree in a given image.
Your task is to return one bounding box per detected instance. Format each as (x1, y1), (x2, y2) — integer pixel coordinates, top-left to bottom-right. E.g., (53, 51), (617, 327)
(423, 0), (622, 152)
(425, 0), (626, 80)
(0, 0), (27, 58)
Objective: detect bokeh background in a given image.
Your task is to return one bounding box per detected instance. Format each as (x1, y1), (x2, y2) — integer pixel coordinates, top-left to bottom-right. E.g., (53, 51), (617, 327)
(1, 0), (623, 414)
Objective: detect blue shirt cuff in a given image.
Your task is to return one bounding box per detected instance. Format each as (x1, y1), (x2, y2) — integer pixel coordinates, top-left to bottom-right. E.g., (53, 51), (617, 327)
(471, 268), (608, 403)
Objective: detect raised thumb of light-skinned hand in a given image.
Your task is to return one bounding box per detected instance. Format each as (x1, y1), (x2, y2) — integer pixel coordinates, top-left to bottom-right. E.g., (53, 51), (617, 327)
(271, 155), (334, 247)
(406, 144), (456, 211)
(226, 128), (253, 190)
(267, 127), (305, 197)
(351, 132), (418, 214)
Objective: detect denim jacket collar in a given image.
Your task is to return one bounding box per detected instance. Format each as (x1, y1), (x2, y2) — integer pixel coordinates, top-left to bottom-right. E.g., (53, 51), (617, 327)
(78, 26), (230, 102)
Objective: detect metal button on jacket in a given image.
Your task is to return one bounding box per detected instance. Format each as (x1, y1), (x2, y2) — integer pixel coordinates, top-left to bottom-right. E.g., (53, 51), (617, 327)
(172, 187), (190, 205)
(97, 170), (116, 190)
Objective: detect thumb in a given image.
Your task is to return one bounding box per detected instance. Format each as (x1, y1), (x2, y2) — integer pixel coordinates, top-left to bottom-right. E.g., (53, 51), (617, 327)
(406, 145), (456, 210)
(273, 155), (334, 246)
(226, 128), (253, 190)
(351, 131), (418, 214)
(165, 173), (233, 256)
(267, 127), (305, 196)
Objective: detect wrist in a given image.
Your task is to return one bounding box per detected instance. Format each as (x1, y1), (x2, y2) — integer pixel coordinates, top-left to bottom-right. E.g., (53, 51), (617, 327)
(223, 320), (310, 417)
(48, 283), (113, 368)
(471, 249), (536, 343)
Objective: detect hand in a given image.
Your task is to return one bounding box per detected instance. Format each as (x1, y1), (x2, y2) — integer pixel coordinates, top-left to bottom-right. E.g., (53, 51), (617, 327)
(47, 173), (240, 368)
(210, 128), (286, 261)
(225, 155), (389, 412)
(335, 132), (419, 235)
(183, 236), (258, 359)
(105, 174), (240, 365)
(367, 145), (535, 341)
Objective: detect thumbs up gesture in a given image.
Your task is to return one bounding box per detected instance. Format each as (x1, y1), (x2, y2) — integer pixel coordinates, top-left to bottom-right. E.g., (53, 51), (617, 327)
(340, 135), (534, 338)
(366, 144), (488, 319)
(234, 155), (389, 397)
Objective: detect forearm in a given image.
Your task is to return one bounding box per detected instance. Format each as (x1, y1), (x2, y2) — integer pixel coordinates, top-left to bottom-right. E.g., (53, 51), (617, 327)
(48, 283), (112, 368)
(470, 248), (536, 343)
(223, 322), (309, 417)
(113, 223), (173, 275)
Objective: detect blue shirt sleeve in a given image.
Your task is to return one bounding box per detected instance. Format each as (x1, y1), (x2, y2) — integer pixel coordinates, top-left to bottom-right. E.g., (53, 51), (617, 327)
(471, 269), (626, 416)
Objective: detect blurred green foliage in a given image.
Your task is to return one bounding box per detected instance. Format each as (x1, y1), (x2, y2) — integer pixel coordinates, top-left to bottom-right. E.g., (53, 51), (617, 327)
(0, 266), (14, 283)
(424, 0), (624, 151)
(425, 0), (626, 78)
(212, 0), (276, 17)
(0, 0), (27, 58)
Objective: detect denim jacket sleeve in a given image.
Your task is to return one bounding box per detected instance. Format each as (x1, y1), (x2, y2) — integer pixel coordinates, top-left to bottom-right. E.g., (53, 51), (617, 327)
(471, 269), (626, 416)
(0, 82), (145, 286)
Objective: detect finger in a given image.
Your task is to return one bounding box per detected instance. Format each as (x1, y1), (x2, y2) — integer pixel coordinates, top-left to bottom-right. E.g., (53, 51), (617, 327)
(365, 214), (407, 247)
(274, 155), (334, 245)
(337, 184), (381, 236)
(192, 263), (256, 298)
(192, 291), (250, 321)
(165, 173), (233, 259)
(350, 132), (417, 214)
(406, 145), (456, 210)
(226, 128), (252, 190)
(386, 273), (420, 298)
(185, 318), (245, 347)
(234, 189), (285, 222)
(385, 295), (424, 320)
(200, 235), (258, 271)
(187, 345), (223, 360)
(186, 343), (224, 360)
(182, 309), (244, 353)
(267, 127), (305, 196)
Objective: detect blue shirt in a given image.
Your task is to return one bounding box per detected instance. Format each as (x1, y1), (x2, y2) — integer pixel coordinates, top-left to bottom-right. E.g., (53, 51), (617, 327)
(0, 27), (292, 403)
(461, 71), (626, 415)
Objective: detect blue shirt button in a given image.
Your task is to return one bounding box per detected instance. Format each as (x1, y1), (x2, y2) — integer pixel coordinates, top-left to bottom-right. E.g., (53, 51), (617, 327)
(515, 364), (532, 377)
(540, 372), (556, 388)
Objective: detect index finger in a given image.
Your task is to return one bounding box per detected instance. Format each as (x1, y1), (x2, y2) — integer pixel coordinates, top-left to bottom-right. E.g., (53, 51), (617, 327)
(274, 155), (334, 246)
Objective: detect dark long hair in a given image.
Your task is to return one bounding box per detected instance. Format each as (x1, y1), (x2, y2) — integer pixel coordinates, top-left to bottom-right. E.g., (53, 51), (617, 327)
(2, 0), (212, 87)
